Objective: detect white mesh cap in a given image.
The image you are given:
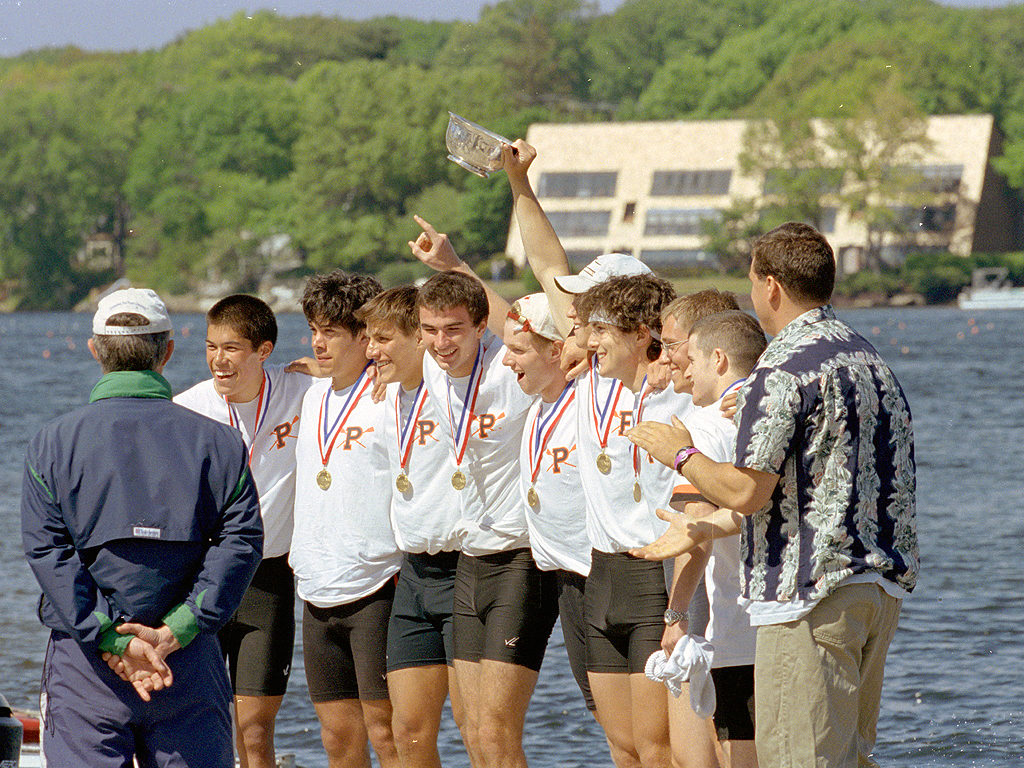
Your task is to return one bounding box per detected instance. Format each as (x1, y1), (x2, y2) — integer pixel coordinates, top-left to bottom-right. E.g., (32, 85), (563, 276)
(92, 288), (173, 336)
(553, 253), (652, 294)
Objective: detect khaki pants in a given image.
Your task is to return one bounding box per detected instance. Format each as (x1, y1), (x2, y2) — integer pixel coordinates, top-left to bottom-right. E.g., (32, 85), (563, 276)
(754, 582), (902, 768)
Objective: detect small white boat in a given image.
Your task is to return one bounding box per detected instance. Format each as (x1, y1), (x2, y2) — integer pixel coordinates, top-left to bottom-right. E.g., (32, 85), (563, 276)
(957, 267), (1024, 310)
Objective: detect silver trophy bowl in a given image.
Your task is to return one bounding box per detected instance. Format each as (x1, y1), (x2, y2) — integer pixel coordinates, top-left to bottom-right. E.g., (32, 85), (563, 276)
(445, 112), (511, 178)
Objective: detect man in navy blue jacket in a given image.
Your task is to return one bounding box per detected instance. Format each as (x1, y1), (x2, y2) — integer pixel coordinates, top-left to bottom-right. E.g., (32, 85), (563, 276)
(21, 288), (263, 768)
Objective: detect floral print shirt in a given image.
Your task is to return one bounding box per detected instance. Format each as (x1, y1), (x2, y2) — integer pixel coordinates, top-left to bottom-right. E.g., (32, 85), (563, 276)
(734, 305), (919, 603)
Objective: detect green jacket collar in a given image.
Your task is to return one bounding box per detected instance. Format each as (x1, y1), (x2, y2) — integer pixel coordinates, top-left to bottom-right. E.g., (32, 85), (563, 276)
(89, 370), (173, 403)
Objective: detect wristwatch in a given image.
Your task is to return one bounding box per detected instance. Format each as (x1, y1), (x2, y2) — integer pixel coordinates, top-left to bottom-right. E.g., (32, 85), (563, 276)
(673, 446), (700, 474)
(664, 608), (686, 626)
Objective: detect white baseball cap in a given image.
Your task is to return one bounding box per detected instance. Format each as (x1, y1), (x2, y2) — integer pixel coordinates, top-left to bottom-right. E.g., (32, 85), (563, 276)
(93, 288), (173, 336)
(553, 253), (652, 294)
(507, 293), (563, 341)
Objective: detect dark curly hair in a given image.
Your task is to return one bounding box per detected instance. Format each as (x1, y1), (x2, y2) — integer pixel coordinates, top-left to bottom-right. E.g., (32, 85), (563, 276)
(301, 270), (383, 335)
(580, 273), (676, 362)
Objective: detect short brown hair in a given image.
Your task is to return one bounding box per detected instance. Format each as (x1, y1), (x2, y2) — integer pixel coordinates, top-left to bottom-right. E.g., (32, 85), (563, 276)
(355, 285), (419, 336)
(92, 313), (171, 372)
(662, 289), (740, 335)
(689, 310), (767, 376)
(581, 274), (676, 362)
(302, 270), (383, 335)
(416, 271), (488, 326)
(207, 294), (277, 348)
(751, 222), (835, 304)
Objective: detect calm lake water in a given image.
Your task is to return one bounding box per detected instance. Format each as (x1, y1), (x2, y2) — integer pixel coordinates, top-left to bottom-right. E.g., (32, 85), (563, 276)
(1, 307), (1022, 766)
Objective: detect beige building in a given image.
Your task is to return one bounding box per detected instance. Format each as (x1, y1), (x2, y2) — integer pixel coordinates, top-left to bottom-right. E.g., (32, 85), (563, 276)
(505, 114), (1020, 274)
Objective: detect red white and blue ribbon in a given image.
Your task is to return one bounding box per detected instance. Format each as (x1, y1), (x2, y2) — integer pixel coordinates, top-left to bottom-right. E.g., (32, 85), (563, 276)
(226, 370), (272, 464)
(445, 344), (485, 470)
(590, 361), (623, 453)
(317, 364), (372, 470)
(528, 382), (576, 485)
(395, 381), (429, 474)
(631, 376), (655, 479)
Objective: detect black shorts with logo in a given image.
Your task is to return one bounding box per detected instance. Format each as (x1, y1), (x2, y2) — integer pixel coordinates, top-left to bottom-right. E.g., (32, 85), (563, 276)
(584, 549), (667, 675)
(386, 550), (460, 672)
(554, 569), (596, 710)
(711, 664), (756, 741)
(302, 578), (395, 702)
(218, 554), (295, 697)
(452, 548), (558, 672)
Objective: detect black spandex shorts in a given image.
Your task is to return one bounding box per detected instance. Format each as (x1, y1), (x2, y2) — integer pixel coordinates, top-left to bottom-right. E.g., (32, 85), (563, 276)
(555, 569), (596, 711)
(218, 554), (295, 697)
(386, 550), (460, 672)
(711, 664), (755, 741)
(584, 549), (667, 675)
(302, 578), (395, 702)
(452, 548), (558, 672)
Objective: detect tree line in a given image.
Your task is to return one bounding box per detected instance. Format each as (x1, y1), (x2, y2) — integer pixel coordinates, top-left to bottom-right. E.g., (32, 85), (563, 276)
(3, 0), (1024, 309)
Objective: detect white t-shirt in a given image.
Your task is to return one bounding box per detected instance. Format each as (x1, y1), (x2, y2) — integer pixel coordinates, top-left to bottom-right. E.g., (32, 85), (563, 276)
(577, 364), (668, 552)
(384, 380), (461, 554)
(290, 374), (401, 607)
(518, 382), (590, 576)
(678, 385), (757, 668)
(174, 363), (312, 559)
(636, 382), (694, 515)
(422, 329), (535, 556)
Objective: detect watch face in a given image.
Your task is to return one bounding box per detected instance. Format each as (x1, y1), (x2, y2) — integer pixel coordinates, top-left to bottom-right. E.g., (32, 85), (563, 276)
(664, 608), (684, 625)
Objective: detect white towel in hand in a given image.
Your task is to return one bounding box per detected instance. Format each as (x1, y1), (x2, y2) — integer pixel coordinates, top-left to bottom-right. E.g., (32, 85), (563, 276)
(644, 635), (716, 719)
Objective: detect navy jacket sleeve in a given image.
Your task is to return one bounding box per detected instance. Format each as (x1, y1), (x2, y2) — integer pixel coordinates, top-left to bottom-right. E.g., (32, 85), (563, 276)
(21, 449), (121, 649)
(164, 457), (264, 647)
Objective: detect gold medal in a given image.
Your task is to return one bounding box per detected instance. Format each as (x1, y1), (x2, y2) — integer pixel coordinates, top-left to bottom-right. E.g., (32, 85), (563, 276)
(452, 470), (467, 490)
(396, 473), (412, 493)
(316, 468), (332, 490)
(596, 451), (612, 474)
(527, 486), (539, 508)
(633, 481), (642, 502)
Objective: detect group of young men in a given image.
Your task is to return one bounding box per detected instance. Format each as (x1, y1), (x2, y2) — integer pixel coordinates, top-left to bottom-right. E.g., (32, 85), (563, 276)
(23, 138), (919, 768)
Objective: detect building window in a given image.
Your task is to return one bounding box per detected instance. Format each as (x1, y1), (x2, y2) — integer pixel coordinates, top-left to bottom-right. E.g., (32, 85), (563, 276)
(890, 204), (957, 234)
(547, 210), (612, 238)
(644, 208), (722, 236)
(650, 170), (731, 196)
(762, 167), (844, 196)
(641, 249), (719, 268)
(538, 172), (618, 198)
(910, 164), (963, 194)
(623, 202), (636, 223)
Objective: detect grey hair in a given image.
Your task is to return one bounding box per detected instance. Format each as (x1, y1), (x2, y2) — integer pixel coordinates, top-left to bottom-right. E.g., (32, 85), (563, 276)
(92, 313), (171, 372)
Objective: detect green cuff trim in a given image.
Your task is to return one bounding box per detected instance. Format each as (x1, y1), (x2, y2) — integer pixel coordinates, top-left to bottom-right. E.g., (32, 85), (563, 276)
(28, 463), (55, 503)
(227, 467), (251, 506)
(98, 626), (132, 656)
(162, 602), (199, 648)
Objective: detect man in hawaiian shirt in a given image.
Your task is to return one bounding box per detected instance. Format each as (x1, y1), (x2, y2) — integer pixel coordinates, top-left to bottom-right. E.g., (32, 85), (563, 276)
(629, 222), (919, 768)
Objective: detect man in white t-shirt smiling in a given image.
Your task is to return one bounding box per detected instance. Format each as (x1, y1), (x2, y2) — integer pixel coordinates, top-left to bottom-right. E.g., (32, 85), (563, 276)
(175, 294), (313, 768)
(410, 224), (556, 768)
(355, 286), (467, 768)
(291, 271), (401, 768)
(662, 310), (766, 768)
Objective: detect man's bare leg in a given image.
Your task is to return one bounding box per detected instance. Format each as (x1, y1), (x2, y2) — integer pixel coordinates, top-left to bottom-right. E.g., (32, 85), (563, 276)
(361, 698), (400, 768)
(313, 699), (371, 768)
(589, 672), (643, 768)
(474, 659), (539, 768)
(720, 740), (757, 768)
(667, 686), (720, 768)
(234, 694), (284, 768)
(630, 673), (671, 768)
(453, 660), (484, 767)
(388, 664), (450, 768)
